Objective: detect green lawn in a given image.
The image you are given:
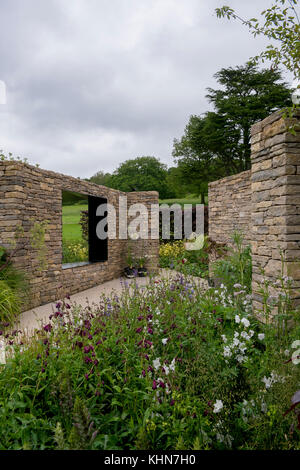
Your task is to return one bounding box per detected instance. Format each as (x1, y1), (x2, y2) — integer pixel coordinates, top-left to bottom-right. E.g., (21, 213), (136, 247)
(62, 204), (87, 241)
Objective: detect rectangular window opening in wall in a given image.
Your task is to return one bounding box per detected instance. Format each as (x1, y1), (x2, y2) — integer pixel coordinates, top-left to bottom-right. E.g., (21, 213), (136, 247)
(88, 195), (108, 263)
(62, 191), (108, 269)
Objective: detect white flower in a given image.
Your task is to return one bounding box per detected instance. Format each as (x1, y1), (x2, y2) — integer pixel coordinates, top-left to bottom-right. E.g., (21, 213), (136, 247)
(235, 315), (241, 324)
(258, 333), (265, 341)
(233, 283), (242, 289)
(236, 354), (245, 363)
(213, 400), (223, 413)
(169, 358), (176, 372)
(153, 358), (161, 371)
(262, 376), (272, 389)
(162, 338), (168, 345)
(241, 331), (250, 341)
(241, 317), (250, 328)
(223, 346), (232, 358)
(221, 335), (227, 343)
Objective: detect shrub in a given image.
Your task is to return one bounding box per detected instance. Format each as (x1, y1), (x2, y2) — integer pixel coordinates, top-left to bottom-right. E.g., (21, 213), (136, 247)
(211, 232), (252, 292)
(62, 240), (88, 264)
(0, 280), (21, 324)
(0, 274), (299, 449)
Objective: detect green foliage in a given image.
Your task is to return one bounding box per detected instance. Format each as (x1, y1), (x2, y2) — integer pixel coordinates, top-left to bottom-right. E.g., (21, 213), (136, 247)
(0, 150), (40, 167)
(211, 232), (252, 292)
(173, 64), (292, 194)
(0, 280), (21, 324)
(29, 220), (49, 272)
(88, 170), (113, 188)
(102, 156), (172, 199)
(62, 240), (88, 264)
(216, 1), (300, 79)
(0, 271), (299, 449)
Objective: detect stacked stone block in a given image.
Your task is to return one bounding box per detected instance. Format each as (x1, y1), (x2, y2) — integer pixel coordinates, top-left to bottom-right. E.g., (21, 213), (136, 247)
(0, 161), (159, 310)
(251, 109), (300, 314)
(208, 170), (252, 247)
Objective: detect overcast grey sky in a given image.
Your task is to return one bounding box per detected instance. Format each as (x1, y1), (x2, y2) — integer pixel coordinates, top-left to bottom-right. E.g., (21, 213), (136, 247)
(0, 0), (295, 178)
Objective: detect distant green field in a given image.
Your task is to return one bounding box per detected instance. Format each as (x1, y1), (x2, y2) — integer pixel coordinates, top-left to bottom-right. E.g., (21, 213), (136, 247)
(62, 204), (88, 241)
(159, 197), (207, 207)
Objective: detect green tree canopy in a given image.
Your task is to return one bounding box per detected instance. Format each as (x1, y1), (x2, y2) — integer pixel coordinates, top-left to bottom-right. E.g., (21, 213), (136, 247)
(108, 156), (171, 199)
(88, 170), (112, 187)
(173, 64), (292, 196)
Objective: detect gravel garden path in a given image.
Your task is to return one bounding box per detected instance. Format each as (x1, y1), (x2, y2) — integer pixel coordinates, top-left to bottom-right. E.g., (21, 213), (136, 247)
(18, 269), (209, 334)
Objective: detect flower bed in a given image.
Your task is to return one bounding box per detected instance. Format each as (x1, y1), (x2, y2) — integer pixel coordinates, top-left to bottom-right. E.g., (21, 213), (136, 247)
(0, 274), (300, 450)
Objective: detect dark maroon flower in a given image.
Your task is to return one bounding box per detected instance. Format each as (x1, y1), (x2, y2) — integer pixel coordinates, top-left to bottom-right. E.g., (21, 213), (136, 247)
(152, 379), (157, 390)
(41, 368), (45, 373)
(148, 366), (154, 373)
(37, 354), (41, 360)
(136, 327), (142, 333)
(0, 331), (3, 336)
(148, 328), (153, 335)
(145, 354), (149, 361)
(159, 381), (166, 389)
(94, 359), (99, 366)
(137, 316), (144, 321)
(85, 374), (89, 380)
(96, 340), (102, 346)
(66, 295), (71, 300)
(65, 304), (71, 309)
(43, 324), (52, 333)
(170, 399), (175, 406)
(147, 315), (153, 321)
(84, 356), (93, 364)
(142, 369), (146, 377)
(203, 410), (209, 416)
(217, 318), (223, 323)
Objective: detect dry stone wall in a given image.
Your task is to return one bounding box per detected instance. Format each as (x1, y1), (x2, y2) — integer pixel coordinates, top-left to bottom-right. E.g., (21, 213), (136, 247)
(0, 161), (159, 310)
(209, 109), (300, 318)
(208, 170), (252, 247)
(251, 109), (300, 314)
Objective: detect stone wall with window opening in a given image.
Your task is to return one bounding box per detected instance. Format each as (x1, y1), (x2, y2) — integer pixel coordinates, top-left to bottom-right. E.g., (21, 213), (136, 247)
(0, 161), (159, 310)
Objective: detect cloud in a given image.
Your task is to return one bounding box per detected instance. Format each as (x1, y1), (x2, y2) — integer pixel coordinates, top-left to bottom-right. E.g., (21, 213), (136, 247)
(0, 0), (293, 178)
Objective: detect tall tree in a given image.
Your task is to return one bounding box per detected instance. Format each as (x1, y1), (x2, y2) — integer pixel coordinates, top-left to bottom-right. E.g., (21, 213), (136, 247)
(173, 64), (292, 195)
(206, 64), (292, 170)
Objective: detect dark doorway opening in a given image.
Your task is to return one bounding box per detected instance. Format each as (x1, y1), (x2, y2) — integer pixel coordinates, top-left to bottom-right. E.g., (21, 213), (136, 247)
(88, 195), (108, 263)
